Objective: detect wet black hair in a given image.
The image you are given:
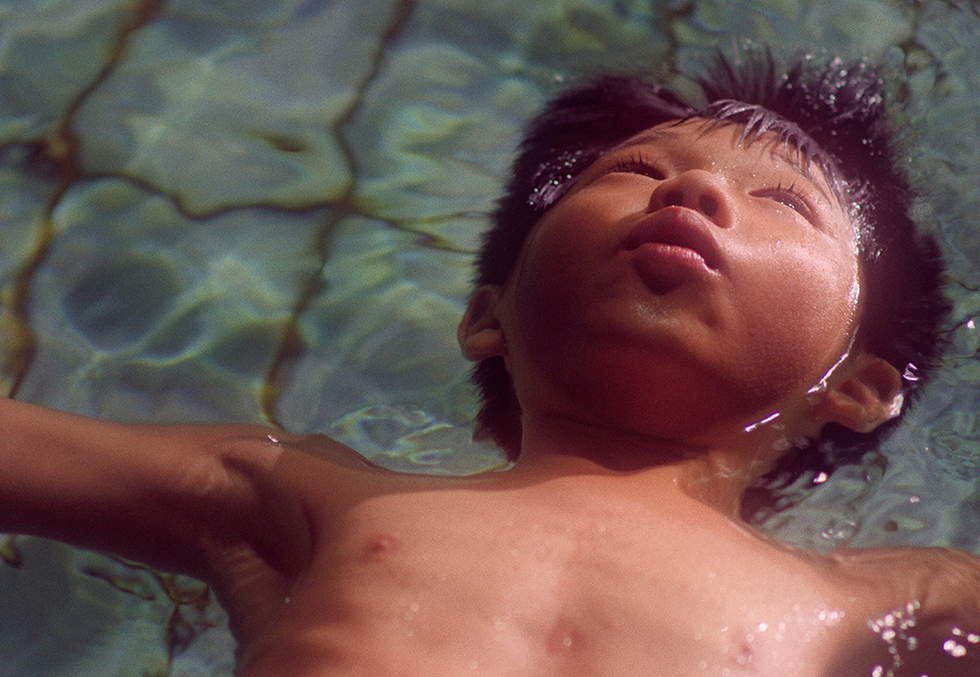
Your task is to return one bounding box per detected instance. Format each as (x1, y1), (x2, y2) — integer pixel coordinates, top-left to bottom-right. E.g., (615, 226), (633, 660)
(471, 49), (950, 516)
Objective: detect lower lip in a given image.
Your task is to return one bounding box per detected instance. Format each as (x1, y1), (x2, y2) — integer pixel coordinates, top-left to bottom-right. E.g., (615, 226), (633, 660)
(632, 242), (715, 279)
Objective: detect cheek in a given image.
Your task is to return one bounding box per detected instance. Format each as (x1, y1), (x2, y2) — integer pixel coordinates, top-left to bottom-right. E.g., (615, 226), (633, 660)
(509, 230), (572, 334)
(735, 243), (860, 385)
(508, 203), (620, 334)
(502, 224), (582, 371)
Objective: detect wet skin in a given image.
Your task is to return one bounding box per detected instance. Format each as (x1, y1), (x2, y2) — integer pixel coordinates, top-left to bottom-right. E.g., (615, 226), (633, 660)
(495, 120), (864, 449)
(219, 431), (980, 676)
(2, 120), (979, 675)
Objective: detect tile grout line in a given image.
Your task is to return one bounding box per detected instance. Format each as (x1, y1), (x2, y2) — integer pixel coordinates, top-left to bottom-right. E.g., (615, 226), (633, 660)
(4, 0), (168, 399)
(259, 0), (418, 428)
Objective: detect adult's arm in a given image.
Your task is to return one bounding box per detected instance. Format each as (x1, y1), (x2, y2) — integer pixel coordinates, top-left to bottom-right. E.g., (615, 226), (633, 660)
(0, 397), (311, 584)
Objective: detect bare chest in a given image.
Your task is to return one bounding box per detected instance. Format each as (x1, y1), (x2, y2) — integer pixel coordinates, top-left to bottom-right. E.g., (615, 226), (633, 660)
(241, 491), (872, 676)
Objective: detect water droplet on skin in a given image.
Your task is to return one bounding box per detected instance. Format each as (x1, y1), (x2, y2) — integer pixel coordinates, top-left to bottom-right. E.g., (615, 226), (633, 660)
(266, 433), (282, 446)
(757, 622), (769, 632)
(816, 609), (843, 626)
(944, 639), (968, 657)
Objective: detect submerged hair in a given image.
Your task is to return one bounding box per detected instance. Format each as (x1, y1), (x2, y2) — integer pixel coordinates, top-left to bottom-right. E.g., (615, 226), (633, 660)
(471, 50), (950, 516)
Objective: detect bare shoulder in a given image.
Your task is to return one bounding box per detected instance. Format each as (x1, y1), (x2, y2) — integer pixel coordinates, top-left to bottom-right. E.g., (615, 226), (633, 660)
(236, 429), (451, 541)
(829, 545), (980, 673)
(831, 544), (980, 611)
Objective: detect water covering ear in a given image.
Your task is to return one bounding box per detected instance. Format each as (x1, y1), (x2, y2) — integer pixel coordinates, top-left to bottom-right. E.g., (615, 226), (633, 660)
(811, 352), (904, 433)
(458, 286), (507, 362)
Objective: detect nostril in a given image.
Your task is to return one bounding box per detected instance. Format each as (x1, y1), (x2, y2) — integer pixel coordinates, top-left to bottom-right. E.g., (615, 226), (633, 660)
(699, 195), (718, 217)
(663, 190), (683, 207)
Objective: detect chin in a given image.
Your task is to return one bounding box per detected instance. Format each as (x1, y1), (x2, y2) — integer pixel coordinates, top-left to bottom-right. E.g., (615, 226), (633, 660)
(552, 352), (770, 442)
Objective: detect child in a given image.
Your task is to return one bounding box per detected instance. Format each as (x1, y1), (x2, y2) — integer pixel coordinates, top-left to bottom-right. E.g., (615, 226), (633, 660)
(2, 51), (978, 676)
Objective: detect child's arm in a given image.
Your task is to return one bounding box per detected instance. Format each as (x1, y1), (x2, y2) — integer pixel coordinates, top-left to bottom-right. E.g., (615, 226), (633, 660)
(831, 546), (980, 673)
(0, 397), (311, 584)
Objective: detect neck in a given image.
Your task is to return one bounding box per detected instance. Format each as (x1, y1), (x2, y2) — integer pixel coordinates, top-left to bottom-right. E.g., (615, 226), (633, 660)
(509, 408), (794, 520)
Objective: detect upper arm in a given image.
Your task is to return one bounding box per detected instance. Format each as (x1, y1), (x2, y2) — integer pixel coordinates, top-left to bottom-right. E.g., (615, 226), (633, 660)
(0, 397), (311, 581)
(907, 548), (980, 672)
(830, 546), (980, 675)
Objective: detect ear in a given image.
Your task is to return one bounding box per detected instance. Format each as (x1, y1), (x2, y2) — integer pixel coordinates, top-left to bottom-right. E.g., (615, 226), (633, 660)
(458, 285), (507, 362)
(812, 353), (904, 433)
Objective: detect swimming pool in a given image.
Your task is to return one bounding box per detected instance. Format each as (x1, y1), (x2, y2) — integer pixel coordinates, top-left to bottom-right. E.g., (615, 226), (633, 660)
(0, 0), (978, 673)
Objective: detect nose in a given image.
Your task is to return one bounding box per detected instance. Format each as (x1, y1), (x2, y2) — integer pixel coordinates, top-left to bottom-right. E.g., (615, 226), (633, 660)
(647, 169), (733, 228)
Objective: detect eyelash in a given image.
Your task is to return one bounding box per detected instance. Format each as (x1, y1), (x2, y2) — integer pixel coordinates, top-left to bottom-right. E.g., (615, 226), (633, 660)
(601, 155), (817, 224)
(605, 153), (666, 180)
(757, 180), (813, 220)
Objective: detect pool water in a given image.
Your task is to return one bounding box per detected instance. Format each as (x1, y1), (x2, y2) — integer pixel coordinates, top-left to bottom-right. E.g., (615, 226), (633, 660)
(0, 0), (979, 673)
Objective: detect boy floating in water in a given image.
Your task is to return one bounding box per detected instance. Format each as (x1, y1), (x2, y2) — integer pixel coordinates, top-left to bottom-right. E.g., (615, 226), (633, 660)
(2, 51), (978, 675)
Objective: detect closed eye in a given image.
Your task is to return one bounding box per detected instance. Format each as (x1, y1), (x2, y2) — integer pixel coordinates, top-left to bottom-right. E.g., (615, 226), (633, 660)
(605, 153), (666, 180)
(751, 181), (816, 224)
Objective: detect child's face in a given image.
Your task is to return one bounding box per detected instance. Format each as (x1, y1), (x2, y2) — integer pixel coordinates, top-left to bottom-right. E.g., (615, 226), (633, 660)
(494, 118), (863, 439)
